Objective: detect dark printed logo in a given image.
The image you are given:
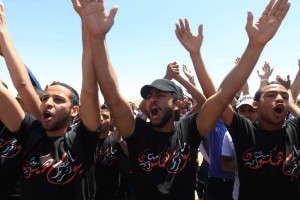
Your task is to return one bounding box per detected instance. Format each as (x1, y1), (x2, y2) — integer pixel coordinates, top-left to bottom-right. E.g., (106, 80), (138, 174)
(0, 137), (22, 158)
(138, 141), (191, 174)
(243, 145), (299, 177)
(97, 146), (119, 165)
(23, 150), (84, 185)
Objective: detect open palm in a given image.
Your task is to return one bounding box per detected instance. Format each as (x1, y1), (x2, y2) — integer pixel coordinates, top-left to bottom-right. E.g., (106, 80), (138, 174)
(175, 18), (203, 54)
(246, 0), (290, 46)
(72, 0), (118, 37)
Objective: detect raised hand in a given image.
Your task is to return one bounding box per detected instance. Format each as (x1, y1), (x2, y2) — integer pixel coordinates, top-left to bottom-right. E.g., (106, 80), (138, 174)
(175, 18), (203, 54)
(0, 2), (7, 33)
(245, 0), (290, 47)
(0, 2), (6, 56)
(164, 61), (180, 80)
(71, 0), (118, 38)
(182, 64), (195, 84)
(257, 61), (274, 80)
(276, 74), (290, 89)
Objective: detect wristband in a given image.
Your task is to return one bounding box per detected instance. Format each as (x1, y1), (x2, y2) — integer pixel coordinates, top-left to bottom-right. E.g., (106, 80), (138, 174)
(261, 79), (268, 82)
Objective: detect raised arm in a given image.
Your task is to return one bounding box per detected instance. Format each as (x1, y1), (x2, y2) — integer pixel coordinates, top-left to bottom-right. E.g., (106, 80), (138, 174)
(163, 61), (179, 80)
(175, 18), (216, 98)
(0, 80), (25, 132)
(274, 74), (300, 116)
(168, 62), (207, 109)
(257, 61), (274, 89)
(72, 0), (101, 132)
(290, 59), (300, 101)
(72, 0), (135, 138)
(175, 18), (236, 136)
(197, 0), (290, 135)
(0, 2), (41, 120)
(182, 64), (196, 87)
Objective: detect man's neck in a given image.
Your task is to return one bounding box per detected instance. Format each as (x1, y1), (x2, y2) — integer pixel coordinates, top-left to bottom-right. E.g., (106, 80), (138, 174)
(46, 124), (71, 137)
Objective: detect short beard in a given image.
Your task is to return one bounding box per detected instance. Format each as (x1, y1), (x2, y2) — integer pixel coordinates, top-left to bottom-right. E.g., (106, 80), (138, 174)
(44, 115), (71, 132)
(152, 107), (173, 128)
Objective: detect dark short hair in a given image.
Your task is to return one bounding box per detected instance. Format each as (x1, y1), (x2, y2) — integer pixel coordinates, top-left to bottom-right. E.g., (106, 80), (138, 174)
(49, 81), (79, 106)
(101, 103), (110, 111)
(254, 82), (283, 101)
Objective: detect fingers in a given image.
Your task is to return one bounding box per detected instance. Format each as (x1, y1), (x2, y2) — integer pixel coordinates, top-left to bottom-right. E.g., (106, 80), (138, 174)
(0, 1), (4, 12)
(277, 2), (290, 24)
(179, 18), (185, 31)
(184, 18), (190, 32)
(265, 0), (290, 24)
(198, 24), (203, 38)
(175, 18), (193, 39)
(246, 11), (254, 31)
(78, 0), (87, 8)
(273, 0), (288, 17)
(175, 23), (182, 39)
(72, 0), (82, 13)
(266, 0), (277, 16)
(108, 6), (119, 20)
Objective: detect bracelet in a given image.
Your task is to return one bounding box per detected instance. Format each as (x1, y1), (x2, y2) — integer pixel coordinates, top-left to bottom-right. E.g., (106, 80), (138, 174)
(261, 79), (268, 82)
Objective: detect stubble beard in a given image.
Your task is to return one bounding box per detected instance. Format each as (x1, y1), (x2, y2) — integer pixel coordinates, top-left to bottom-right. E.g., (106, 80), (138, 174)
(152, 107), (173, 128)
(44, 115), (71, 132)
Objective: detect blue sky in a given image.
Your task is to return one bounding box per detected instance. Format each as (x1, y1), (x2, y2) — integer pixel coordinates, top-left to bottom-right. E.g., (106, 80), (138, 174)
(1, 0), (299, 102)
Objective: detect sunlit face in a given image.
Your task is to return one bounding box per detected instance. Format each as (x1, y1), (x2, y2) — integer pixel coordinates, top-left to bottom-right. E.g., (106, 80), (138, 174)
(237, 104), (258, 123)
(145, 89), (175, 128)
(256, 84), (289, 127)
(100, 109), (112, 134)
(40, 85), (75, 132)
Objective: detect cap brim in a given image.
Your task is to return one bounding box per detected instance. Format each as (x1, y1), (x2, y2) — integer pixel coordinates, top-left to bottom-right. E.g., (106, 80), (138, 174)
(235, 101), (253, 109)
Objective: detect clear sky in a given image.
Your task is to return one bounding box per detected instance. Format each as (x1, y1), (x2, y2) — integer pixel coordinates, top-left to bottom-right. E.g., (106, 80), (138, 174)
(1, 0), (299, 102)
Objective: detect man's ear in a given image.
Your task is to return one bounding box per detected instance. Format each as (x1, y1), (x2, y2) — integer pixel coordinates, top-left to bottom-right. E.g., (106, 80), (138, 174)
(174, 100), (182, 111)
(71, 105), (80, 117)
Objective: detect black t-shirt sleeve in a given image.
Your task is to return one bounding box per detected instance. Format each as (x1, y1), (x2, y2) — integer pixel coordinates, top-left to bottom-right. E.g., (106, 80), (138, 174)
(18, 112), (41, 147)
(226, 112), (254, 142)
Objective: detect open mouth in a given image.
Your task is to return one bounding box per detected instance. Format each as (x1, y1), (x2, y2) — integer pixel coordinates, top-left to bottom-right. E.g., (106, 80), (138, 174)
(274, 105), (284, 114)
(43, 111), (52, 119)
(151, 106), (159, 116)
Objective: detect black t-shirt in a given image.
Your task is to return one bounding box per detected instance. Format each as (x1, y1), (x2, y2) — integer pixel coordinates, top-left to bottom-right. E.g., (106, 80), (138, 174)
(0, 122), (22, 199)
(125, 113), (203, 200)
(227, 112), (300, 200)
(95, 132), (122, 199)
(19, 113), (99, 200)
